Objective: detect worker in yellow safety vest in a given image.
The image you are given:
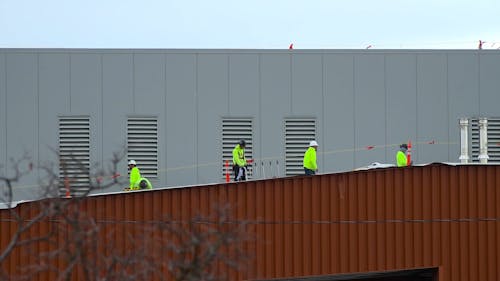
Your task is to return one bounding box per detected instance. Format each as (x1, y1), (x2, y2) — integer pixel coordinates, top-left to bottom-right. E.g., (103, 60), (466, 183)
(232, 140), (247, 181)
(127, 160), (153, 190)
(396, 144), (410, 167)
(303, 140), (318, 175)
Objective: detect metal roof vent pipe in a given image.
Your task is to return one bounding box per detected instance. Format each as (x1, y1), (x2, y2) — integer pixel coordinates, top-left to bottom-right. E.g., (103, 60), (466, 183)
(478, 117), (489, 164)
(459, 118), (470, 163)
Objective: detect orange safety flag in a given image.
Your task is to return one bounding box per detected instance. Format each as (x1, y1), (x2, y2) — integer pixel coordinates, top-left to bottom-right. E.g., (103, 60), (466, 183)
(225, 160), (230, 183)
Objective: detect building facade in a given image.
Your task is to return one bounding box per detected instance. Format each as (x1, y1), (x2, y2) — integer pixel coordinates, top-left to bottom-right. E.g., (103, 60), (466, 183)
(1, 49), (500, 196)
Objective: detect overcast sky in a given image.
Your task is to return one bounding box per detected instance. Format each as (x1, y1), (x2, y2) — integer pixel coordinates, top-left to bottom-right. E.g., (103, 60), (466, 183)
(1, 0), (499, 49)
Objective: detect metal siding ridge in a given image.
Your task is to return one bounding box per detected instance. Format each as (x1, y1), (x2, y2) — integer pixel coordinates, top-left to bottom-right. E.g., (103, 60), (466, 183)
(283, 178), (294, 277)
(2, 164), (500, 280)
(375, 170), (386, 270)
(384, 169), (395, 270)
(320, 176), (332, 273)
(310, 177), (321, 275)
(275, 180), (283, 277)
(302, 177), (313, 276)
(486, 167), (498, 281)
(265, 179), (277, 278)
(292, 176), (303, 276)
(338, 173), (349, 273)
(347, 172), (358, 272)
(366, 171), (377, 271)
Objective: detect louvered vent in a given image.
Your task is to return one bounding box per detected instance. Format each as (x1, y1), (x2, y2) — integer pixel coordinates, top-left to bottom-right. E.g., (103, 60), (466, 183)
(222, 119), (253, 180)
(285, 119), (316, 176)
(127, 117), (158, 178)
(471, 118), (500, 163)
(59, 117), (90, 197)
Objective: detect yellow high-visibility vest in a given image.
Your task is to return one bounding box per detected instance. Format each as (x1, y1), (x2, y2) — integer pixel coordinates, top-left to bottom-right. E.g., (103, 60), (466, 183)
(232, 144), (246, 167)
(129, 167), (141, 189)
(397, 150), (407, 167)
(303, 147), (317, 170)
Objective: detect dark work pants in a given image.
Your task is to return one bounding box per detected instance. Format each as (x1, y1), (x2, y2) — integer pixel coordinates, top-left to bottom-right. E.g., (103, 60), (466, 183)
(304, 168), (316, 175)
(233, 166), (246, 181)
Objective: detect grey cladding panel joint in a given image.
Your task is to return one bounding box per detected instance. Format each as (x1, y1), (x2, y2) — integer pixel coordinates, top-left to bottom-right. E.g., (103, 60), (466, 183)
(127, 117), (159, 178)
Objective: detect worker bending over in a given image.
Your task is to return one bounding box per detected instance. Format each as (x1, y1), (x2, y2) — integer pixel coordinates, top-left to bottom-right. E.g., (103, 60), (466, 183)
(127, 160), (153, 190)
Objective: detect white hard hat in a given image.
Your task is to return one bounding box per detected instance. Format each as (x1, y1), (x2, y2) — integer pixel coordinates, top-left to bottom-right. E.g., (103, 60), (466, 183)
(128, 160), (137, 165)
(309, 140), (318, 147)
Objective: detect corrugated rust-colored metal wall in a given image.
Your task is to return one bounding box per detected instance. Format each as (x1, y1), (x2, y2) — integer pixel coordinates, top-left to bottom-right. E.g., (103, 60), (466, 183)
(1, 164), (500, 281)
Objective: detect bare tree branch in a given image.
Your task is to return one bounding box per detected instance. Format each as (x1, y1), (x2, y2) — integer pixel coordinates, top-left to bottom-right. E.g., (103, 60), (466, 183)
(0, 150), (126, 280)
(1, 151), (251, 281)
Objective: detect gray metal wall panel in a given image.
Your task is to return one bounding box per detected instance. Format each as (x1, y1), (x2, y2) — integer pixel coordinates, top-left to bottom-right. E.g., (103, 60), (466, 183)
(354, 55), (386, 167)
(228, 54), (260, 175)
(3, 49), (500, 191)
(291, 54), (322, 116)
(70, 54), (104, 187)
(39, 54), (70, 167)
(291, 54), (323, 172)
(70, 54), (101, 115)
(228, 54), (259, 116)
(385, 54), (417, 164)
(5, 53), (37, 187)
(416, 54), (448, 163)
(323, 54), (354, 172)
(134, 54), (165, 114)
(447, 53), (479, 161)
(165, 54), (197, 186)
(102, 54), (133, 190)
(133, 54), (166, 186)
(197, 54), (228, 184)
(0, 53), (5, 175)
(260, 54), (291, 173)
(479, 54), (500, 117)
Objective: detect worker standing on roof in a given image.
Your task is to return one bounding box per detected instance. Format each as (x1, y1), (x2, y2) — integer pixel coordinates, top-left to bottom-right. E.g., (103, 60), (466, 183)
(232, 140), (247, 181)
(396, 144), (412, 167)
(303, 141), (318, 175)
(127, 160), (153, 190)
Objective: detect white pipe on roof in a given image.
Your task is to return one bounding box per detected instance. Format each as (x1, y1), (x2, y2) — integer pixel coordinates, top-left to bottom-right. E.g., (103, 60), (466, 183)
(459, 118), (470, 164)
(479, 117), (489, 164)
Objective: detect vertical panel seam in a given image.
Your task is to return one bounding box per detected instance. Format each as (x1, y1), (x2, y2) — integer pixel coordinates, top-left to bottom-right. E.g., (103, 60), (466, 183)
(290, 53), (293, 115)
(352, 55), (356, 167)
(446, 54), (450, 161)
(478, 52), (481, 115)
(384, 55), (388, 163)
(100, 54), (104, 166)
(321, 54), (325, 171)
(227, 54), (230, 115)
(132, 53), (135, 113)
(259, 54), (262, 168)
(415, 55), (419, 162)
(69, 54), (72, 113)
(195, 53), (199, 183)
(164, 53), (168, 186)
(3, 53), (6, 175)
(36, 53), (40, 181)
